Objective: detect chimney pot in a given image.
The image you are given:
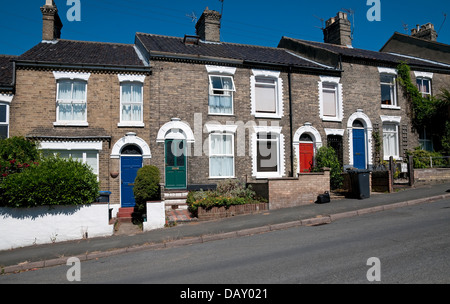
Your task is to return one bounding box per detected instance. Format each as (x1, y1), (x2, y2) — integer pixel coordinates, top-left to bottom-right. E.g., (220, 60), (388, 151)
(411, 22), (437, 41)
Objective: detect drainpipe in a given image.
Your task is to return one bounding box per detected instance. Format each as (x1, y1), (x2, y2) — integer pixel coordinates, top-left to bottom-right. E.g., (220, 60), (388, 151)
(288, 66), (294, 177)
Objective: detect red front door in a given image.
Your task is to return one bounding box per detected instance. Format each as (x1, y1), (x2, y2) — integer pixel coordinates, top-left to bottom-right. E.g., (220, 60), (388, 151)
(299, 143), (314, 173)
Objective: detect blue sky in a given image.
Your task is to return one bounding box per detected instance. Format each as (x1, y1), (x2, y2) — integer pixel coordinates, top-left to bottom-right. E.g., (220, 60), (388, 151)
(1, 0), (449, 56)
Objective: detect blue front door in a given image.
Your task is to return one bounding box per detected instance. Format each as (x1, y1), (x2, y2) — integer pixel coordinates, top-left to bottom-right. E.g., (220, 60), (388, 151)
(353, 129), (366, 169)
(121, 156), (143, 208)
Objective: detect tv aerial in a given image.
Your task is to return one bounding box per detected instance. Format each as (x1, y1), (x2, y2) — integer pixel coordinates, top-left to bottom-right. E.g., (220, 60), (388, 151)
(186, 11), (198, 23)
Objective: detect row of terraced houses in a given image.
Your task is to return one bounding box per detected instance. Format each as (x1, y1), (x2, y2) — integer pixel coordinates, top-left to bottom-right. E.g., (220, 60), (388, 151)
(1, 1), (449, 217)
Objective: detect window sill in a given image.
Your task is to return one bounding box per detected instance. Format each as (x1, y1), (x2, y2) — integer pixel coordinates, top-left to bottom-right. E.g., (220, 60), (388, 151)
(381, 105), (401, 110)
(254, 173), (282, 179)
(208, 113), (235, 117)
(209, 176), (236, 179)
(117, 122), (145, 128)
(253, 113), (282, 119)
(321, 116), (342, 122)
(53, 122), (89, 127)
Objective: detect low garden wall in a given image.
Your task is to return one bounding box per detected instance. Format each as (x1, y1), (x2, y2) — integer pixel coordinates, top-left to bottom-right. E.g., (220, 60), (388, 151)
(197, 202), (269, 221)
(143, 201), (165, 231)
(0, 203), (113, 251)
(267, 168), (330, 210)
(414, 168), (450, 184)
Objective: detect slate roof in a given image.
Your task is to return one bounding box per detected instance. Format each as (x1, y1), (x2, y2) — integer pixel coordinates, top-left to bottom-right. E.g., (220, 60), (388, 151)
(281, 37), (450, 71)
(0, 55), (17, 88)
(17, 40), (147, 68)
(135, 33), (337, 71)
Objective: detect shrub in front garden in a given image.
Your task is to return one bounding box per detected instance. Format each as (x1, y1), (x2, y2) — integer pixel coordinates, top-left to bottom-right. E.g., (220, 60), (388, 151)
(0, 155), (99, 208)
(187, 179), (263, 216)
(133, 165), (161, 212)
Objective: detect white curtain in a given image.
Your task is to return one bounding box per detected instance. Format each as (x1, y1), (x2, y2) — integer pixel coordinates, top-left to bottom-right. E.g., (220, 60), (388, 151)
(122, 83), (142, 121)
(58, 80), (86, 121)
(383, 124), (398, 158)
(210, 134), (234, 177)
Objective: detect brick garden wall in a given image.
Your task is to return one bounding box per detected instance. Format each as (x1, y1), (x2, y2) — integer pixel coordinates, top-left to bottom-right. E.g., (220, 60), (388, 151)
(414, 168), (450, 184)
(268, 168), (330, 210)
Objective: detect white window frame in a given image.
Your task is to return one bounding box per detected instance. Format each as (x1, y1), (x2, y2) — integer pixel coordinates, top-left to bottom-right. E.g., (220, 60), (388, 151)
(378, 67), (399, 109)
(319, 76), (343, 122)
(118, 74), (146, 127)
(0, 94), (12, 139)
(380, 115), (402, 160)
(119, 82), (144, 127)
(208, 75), (236, 115)
(416, 77), (432, 98)
(251, 70), (284, 119)
(53, 72), (91, 127)
(252, 126), (285, 178)
(208, 132), (235, 179)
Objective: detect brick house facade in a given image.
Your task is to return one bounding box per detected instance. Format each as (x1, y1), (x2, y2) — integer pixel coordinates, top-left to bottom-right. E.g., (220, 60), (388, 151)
(279, 12), (450, 170)
(5, 3), (450, 212)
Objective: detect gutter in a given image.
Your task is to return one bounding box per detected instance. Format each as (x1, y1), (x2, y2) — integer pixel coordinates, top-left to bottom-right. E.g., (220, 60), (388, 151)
(14, 60), (152, 74)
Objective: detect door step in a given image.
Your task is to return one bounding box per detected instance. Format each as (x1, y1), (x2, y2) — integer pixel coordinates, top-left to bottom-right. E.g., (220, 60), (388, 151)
(117, 207), (136, 223)
(164, 190), (189, 210)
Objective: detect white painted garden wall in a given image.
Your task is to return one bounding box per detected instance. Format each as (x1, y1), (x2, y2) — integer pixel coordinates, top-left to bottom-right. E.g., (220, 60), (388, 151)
(0, 204), (114, 251)
(143, 201), (165, 232)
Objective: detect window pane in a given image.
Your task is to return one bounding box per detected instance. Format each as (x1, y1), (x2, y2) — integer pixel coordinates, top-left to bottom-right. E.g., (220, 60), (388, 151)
(86, 152), (98, 175)
(58, 103), (72, 121)
(383, 124), (398, 157)
(0, 105), (6, 122)
(0, 126), (7, 139)
(381, 84), (393, 105)
(210, 76), (224, 90)
(131, 84), (142, 102)
(210, 156), (234, 177)
(122, 83), (132, 102)
(72, 81), (86, 101)
(323, 89), (337, 117)
(209, 95), (232, 114)
(255, 84), (276, 113)
(72, 103), (86, 121)
(257, 137), (278, 172)
(58, 81), (72, 100)
(380, 74), (394, 84)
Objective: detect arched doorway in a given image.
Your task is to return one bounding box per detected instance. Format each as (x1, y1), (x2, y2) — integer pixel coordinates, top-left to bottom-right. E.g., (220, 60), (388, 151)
(157, 118), (195, 190)
(293, 123), (323, 175)
(352, 120), (366, 170)
(120, 144), (143, 208)
(299, 134), (314, 173)
(347, 110), (373, 170)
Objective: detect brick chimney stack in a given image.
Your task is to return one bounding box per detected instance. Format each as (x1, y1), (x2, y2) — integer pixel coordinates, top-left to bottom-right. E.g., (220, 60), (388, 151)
(195, 8), (221, 42)
(323, 12), (352, 46)
(411, 23), (438, 42)
(40, 0), (63, 41)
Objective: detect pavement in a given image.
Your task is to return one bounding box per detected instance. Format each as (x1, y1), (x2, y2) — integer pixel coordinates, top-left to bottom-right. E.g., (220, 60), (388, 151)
(1, 182), (450, 275)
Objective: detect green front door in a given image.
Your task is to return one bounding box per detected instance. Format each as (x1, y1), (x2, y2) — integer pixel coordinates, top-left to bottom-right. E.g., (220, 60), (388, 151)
(165, 139), (187, 189)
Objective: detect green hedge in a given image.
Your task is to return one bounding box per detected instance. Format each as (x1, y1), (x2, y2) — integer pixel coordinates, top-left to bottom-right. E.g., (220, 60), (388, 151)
(0, 156), (99, 208)
(312, 146), (344, 190)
